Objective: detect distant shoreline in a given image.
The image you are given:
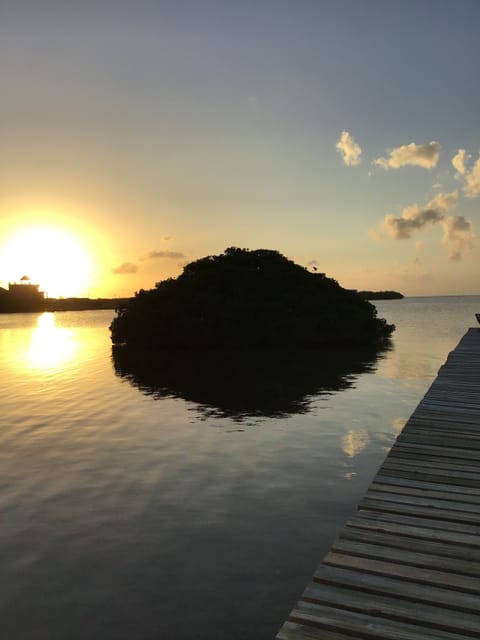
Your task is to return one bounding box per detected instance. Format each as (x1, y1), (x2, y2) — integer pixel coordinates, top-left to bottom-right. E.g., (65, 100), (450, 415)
(358, 290), (404, 300)
(0, 297), (130, 314)
(0, 290), (406, 314)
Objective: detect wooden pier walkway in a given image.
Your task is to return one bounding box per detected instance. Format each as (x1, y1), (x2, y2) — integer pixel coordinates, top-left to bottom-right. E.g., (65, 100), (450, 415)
(276, 327), (480, 640)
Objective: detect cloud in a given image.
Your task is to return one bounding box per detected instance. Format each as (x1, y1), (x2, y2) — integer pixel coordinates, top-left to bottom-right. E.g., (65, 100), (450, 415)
(374, 190), (474, 260)
(441, 215), (474, 261)
(336, 130), (362, 166)
(141, 250), (186, 260)
(374, 141), (440, 169)
(450, 151), (480, 197)
(451, 149), (469, 175)
(381, 191), (457, 239)
(112, 262), (139, 274)
(464, 155), (480, 198)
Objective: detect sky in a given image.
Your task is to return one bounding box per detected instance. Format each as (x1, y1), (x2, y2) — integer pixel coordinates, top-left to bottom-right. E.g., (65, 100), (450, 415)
(1, 0), (479, 297)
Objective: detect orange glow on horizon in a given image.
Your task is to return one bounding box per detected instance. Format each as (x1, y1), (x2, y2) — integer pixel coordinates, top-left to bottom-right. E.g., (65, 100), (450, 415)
(0, 224), (96, 298)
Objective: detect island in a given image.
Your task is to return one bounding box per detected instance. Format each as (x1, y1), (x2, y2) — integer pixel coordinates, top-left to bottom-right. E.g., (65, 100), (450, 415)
(110, 247), (394, 348)
(358, 290), (404, 300)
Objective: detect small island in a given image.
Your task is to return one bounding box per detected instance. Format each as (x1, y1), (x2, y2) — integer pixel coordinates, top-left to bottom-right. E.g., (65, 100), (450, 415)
(358, 290), (404, 300)
(110, 248), (394, 348)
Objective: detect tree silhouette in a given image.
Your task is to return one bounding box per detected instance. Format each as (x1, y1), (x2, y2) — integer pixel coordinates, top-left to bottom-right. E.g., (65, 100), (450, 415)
(110, 247), (394, 348)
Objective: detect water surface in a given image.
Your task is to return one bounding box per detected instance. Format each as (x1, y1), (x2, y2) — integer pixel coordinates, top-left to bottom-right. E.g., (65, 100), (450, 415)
(0, 296), (478, 639)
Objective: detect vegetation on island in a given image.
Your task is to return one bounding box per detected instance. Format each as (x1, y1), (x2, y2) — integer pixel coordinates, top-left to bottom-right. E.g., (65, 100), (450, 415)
(110, 247), (394, 348)
(358, 290), (404, 300)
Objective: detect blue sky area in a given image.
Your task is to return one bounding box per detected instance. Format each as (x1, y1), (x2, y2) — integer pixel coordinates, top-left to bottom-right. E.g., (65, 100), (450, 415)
(1, 0), (479, 296)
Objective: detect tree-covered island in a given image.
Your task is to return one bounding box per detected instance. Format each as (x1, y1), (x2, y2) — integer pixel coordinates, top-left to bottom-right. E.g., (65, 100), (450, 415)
(110, 248), (394, 348)
(358, 290), (404, 300)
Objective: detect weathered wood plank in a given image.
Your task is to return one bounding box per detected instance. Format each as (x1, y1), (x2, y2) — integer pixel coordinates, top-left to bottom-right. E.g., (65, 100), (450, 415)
(323, 551), (480, 593)
(369, 482), (480, 505)
(387, 451), (480, 469)
(388, 443), (480, 461)
(359, 497), (480, 524)
(371, 467), (480, 489)
(356, 508), (480, 535)
(313, 564), (480, 613)
(276, 621), (353, 640)
(330, 538), (480, 577)
(302, 582), (480, 636)
(365, 489), (480, 514)
(291, 601), (471, 640)
(382, 457), (480, 474)
(373, 473), (480, 497)
(345, 515), (480, 547)
(339, 525), (480, 560)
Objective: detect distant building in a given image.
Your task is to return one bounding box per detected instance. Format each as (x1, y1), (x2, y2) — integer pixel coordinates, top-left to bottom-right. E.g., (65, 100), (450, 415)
(3, 276), (46, 311)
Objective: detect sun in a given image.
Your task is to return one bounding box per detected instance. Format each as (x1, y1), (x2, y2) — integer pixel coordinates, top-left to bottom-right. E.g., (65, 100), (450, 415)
(0, 225), (94, 298)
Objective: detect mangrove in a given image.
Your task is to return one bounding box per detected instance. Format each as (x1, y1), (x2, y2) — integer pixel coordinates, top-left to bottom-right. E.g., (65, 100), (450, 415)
(110, 248), (394, 348)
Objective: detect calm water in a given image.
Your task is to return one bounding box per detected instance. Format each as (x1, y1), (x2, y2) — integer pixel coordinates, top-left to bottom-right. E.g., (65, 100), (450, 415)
(0, 296), (479, 639)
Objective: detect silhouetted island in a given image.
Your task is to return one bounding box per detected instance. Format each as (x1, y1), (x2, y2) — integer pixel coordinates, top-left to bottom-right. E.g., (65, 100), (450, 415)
(110, 248), (394, 348)
(358, 290), (404, 300)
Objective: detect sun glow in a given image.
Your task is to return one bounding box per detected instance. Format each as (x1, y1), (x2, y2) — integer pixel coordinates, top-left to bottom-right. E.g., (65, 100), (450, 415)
(27, 312), (79, 372)
(0, 226), (94, 297)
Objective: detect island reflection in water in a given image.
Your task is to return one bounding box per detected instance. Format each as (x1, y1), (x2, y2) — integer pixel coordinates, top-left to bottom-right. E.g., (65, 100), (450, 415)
(112, 342), (389, 421)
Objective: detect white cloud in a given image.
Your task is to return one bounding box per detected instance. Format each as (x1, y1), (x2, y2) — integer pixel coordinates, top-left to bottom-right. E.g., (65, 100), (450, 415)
(336, 130), (362, 166)
(464, 156), (480, 198)
(373, 190), (474, 260)
(450, 151), (480, 198)
(451, 149), (469, 175)
(428, 191), (459, 210)
(381, 191), (457, 239)
(374, 141), (440, 169)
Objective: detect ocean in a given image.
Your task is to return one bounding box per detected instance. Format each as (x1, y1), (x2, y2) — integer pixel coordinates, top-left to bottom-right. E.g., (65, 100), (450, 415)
(0, 295), (478, 639)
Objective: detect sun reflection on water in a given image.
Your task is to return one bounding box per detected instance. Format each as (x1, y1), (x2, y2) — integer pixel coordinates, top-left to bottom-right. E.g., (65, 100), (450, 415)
(23, 313), (79, 373)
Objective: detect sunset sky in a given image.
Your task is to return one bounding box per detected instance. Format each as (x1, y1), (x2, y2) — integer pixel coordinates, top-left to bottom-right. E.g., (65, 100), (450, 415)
(1, 0), (479, 297)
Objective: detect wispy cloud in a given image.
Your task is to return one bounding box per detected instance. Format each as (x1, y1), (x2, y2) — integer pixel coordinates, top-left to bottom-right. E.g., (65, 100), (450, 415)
(336, 131), (362, 166)
(141, 250), (186, 261)
(112, 262), (139, 274)
(373, 191), (474, 260)
(380, 191), (457, 239)
(374, 141), (440, 169)
(451, 149), (469, 175)
(442, 215), (474, 260)
(451, 150), (480, 198)
(464, 155), (480, 198)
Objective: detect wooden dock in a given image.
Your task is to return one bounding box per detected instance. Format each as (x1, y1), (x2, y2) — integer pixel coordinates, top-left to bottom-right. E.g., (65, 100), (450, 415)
(276, 327), (480, 640)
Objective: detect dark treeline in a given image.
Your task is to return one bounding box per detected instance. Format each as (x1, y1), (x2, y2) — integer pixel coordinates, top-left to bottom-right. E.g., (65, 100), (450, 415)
(45, 297), (130, 312)
(111, 247), (395, 348)
(0, 290), (129, 314)
(358, 290), (404, 300)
